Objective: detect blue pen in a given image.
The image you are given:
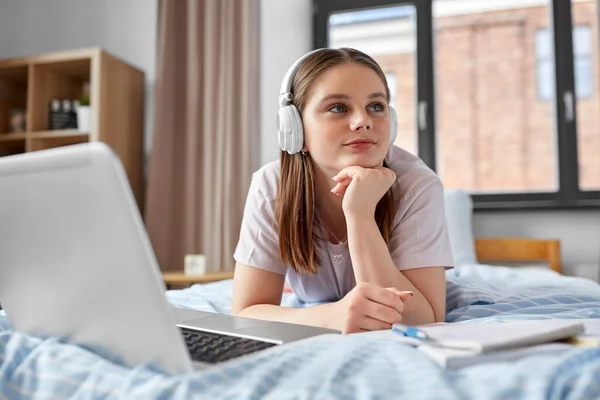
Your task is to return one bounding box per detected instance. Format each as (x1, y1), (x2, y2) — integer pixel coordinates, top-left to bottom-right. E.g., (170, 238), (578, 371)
(392, 323), (429, 340)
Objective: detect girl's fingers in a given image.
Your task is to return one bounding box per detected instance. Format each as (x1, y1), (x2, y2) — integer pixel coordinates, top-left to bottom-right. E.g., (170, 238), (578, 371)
(331, 179), (351, 195)
(386, 287), (414, 302)
(331, 179), (351, 190)
(360, 316), (396, 332)
(332, 166), (364, 182)
(332, 187), (347, 196)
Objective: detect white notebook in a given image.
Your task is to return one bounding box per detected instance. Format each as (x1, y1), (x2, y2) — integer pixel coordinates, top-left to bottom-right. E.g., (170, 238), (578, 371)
(418, 342), (575, 369)
(360, 319), (589, 369)
(413, 319), (585, 353)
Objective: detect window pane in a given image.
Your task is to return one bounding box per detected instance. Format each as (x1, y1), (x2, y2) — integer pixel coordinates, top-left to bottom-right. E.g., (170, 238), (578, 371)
(575, 58), (593, 98)
(535, 29), (552, 60)
(535, 30), (554, 100)
(572, 3), (599, 190)
(385, 72), (397, 104)
(538, 60), (555, 100)
(434, 0), (558, 193)
(573, 25), (592, 56)
(327, 5), (418, 155)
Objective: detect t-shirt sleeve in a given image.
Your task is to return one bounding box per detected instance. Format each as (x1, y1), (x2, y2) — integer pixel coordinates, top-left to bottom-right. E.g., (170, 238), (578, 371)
(389, 176), (454, 271)
(233, 173), (287, 275)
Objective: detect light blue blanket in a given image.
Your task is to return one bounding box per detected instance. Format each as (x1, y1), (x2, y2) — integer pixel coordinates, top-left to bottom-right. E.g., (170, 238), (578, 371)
(1, 264), (600, 399)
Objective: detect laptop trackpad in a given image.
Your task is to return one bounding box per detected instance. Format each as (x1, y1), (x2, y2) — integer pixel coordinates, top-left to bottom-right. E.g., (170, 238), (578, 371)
(182, 315), (266, 331)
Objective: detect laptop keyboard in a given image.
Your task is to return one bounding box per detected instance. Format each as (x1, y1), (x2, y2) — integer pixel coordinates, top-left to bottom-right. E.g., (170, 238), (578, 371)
(180, 327), (277, 364)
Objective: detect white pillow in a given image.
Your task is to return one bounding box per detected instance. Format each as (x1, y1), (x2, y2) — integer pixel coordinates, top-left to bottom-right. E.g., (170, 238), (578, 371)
(443, 189), (477, 266)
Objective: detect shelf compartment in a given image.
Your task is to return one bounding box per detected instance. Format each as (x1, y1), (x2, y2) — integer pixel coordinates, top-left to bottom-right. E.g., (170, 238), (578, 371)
(29, 59), (91, 132)
(0, 65), (29, 134)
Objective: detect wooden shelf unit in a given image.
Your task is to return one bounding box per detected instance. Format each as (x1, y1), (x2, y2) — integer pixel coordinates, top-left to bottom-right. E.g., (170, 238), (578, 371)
(0, 47), (145, 209)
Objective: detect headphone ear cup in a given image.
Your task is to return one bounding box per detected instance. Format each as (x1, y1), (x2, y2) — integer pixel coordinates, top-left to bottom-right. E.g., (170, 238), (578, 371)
(388, 106), (398, 147)
(277, 105), (304, 154)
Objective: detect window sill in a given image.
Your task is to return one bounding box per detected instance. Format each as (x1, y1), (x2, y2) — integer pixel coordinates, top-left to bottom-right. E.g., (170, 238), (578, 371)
(472, 195), (600, 212)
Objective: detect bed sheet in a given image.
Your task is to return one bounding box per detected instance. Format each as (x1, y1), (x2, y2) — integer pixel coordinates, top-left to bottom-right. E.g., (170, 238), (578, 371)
(0, 264), (599, 400)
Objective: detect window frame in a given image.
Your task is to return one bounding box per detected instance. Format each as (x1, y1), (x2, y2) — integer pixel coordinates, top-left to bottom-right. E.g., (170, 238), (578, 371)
(313, 0), (600, 211)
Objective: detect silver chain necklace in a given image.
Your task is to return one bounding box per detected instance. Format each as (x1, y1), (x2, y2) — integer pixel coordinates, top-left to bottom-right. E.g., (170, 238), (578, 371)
(327, 225), (347, 245)
(316, 210), (347, 244)
(316, 210), (347, 265)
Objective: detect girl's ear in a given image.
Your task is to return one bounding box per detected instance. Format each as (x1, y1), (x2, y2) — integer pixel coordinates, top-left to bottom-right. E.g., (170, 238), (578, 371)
(302, 145), (308, 155)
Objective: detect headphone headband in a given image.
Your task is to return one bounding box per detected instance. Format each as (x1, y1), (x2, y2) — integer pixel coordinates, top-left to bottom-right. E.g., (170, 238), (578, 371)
(279, 48), (325, 108)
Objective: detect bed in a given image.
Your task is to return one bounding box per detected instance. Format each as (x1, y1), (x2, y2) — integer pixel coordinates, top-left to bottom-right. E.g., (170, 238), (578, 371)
(0, 238), (599, 399)
(0, 191), (599, 399)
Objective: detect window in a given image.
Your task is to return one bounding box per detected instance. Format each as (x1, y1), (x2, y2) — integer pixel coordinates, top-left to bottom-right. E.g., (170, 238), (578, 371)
(314, 0), (600, 209)
(573, 23), (600, 190)
(434, 1), (558, 194)
(536, 25), (594, 101)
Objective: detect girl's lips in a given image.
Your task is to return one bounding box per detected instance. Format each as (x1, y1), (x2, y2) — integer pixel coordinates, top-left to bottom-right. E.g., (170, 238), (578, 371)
(346, 141), (375, 150)
(345, 138), (376, 145)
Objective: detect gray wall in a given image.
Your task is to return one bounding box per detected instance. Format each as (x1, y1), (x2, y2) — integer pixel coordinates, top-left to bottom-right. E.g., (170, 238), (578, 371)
(0, 0), (158, 157)
(260, 0), (312, 166)
(475, 210), (599, 275)
(259, 0), (600, 273)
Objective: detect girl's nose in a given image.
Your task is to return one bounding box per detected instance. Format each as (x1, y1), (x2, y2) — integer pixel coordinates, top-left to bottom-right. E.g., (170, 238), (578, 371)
(350, 111), (372, 132)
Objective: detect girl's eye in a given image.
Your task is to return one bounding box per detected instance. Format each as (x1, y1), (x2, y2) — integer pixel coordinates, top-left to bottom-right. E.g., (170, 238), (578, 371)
(328, 103), (346, 113)
(369, 102), (386, 112)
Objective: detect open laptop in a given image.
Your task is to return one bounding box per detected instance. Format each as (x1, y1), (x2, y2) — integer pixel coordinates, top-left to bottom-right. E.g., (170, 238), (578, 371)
(0, 142), (339, 375)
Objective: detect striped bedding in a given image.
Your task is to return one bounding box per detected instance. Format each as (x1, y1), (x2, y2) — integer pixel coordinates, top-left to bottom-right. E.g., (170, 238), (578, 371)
(1, 264), (600, 399)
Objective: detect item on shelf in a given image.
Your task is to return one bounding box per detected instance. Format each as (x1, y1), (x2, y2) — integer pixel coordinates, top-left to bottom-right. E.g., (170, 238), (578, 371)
(9, 107), (26, 133)
(76, 92), (91, 133)
(48, 99), (78, 130)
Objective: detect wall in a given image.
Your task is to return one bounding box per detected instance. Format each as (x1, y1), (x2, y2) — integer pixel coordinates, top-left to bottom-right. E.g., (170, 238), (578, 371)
(474, 210), (600, 276)
(259, 0), (600, 273)
(259, 0), (312, 166)
(0, 0), (158, 157)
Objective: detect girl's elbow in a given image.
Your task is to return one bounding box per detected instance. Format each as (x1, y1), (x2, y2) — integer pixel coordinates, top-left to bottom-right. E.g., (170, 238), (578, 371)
(230, 298), (253, 317)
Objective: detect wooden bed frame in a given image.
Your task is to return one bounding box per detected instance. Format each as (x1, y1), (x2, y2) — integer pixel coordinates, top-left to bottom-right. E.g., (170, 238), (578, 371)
(474, 238), (562, 273)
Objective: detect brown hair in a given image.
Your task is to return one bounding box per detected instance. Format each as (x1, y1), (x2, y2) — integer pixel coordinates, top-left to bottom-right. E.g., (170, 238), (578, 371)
(275, 47), (397, 275)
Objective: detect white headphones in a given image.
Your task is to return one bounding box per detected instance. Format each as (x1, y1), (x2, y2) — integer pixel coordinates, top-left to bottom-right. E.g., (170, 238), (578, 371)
(277, 48), (398, 155)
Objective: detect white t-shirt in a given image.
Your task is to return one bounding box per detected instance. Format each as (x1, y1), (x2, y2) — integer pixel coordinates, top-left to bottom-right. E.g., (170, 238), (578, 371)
(233, 145), (454, 304)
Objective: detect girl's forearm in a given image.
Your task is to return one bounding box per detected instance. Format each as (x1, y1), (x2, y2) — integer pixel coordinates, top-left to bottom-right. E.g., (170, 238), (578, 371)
(346, 215), (409, 286)
(346, 215), (435, 325)
(237, 303), (337, 330)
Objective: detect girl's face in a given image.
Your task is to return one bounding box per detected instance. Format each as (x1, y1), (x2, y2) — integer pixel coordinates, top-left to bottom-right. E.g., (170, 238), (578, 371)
(301, 62), (391, 175)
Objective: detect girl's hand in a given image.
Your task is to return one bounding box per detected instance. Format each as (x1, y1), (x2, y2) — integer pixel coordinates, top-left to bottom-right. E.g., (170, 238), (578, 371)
(331, 166), (396, 219)
(330, 282), (413, 334)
